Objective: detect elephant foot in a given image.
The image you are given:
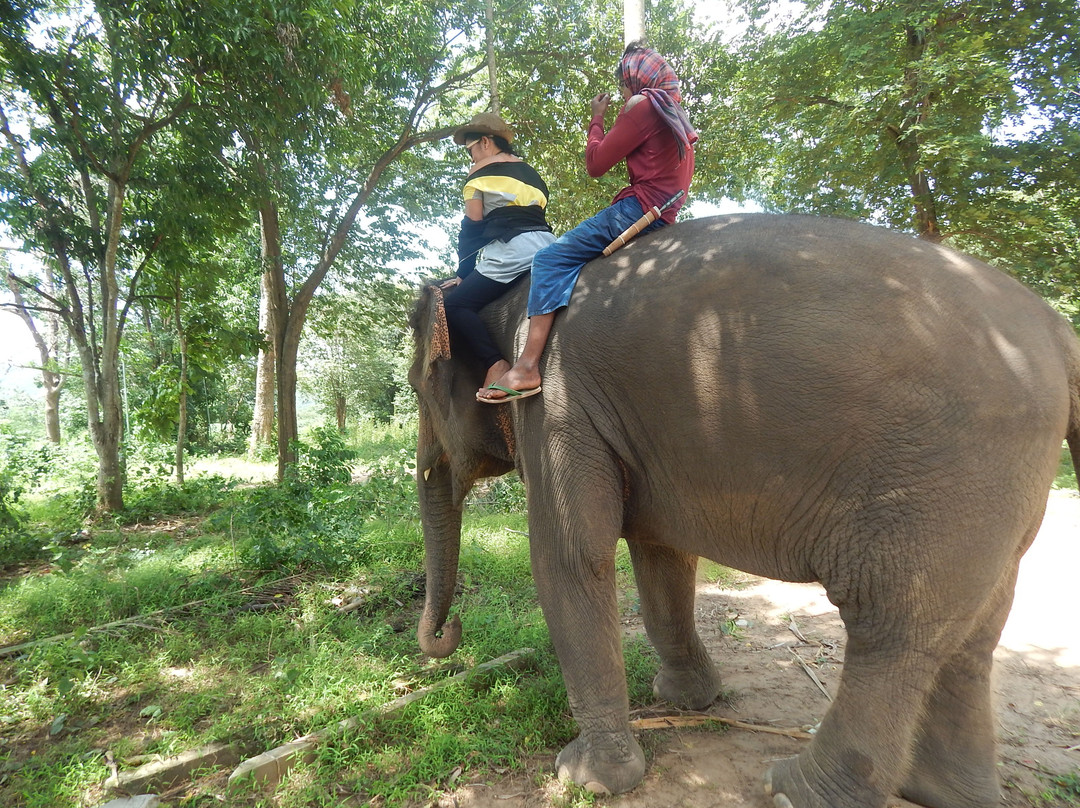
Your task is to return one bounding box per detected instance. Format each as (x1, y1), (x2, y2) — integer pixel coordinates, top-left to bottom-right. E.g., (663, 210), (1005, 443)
(764, 753), (888, 808)
(900, 765), (1000, 808)
(555, 731), (646, 795)
(652, 661), (722, 709)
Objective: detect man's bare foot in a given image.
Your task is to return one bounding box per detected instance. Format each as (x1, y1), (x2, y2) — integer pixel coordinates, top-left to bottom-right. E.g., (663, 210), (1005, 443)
(477, 364), (542, 401)
(482, 360), (511, 391)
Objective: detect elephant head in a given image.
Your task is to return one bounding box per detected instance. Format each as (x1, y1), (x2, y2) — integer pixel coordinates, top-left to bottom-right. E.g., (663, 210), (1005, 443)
(408, 284), (518, 657)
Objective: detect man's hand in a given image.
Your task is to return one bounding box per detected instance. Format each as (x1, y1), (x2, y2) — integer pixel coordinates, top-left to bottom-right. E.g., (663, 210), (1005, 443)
(591, 93), (612, 118)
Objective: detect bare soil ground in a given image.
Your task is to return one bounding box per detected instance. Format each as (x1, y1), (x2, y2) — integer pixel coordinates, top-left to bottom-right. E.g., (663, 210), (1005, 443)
(441, 490), (1080, 808)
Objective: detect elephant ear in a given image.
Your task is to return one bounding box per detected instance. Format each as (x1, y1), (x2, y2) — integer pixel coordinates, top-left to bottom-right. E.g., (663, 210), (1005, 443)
(409, 285), (455, 467)
(424, 284), (452, 364)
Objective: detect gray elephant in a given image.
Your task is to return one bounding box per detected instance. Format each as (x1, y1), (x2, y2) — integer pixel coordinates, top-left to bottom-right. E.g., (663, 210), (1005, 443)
(408, 214), (1080, 808)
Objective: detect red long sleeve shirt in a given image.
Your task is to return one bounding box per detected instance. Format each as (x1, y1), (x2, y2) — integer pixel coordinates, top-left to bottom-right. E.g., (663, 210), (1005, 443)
(585, 95), (694, 224)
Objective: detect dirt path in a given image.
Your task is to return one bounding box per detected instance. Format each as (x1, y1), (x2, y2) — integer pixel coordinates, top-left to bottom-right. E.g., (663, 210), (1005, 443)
(445, 490), (1080, 808)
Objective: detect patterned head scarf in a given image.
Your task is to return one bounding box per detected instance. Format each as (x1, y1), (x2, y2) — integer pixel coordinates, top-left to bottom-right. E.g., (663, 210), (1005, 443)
(617, 46), (698, 159)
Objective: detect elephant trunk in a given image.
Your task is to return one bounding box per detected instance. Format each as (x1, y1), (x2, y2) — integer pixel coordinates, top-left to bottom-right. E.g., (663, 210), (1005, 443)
(417, 462), (464, 658)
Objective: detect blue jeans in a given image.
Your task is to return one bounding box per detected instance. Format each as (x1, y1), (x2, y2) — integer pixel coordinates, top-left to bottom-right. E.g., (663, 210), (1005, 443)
(527, 196), (665, 317)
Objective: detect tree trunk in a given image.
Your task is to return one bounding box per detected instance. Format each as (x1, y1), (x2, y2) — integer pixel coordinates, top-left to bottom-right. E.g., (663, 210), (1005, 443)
(44, 384), (61, 443)
(174, 284), (188, 484)
(624, 0), (645, 47)
(5, 272), (65, 443)
(95, 425), (124, 512)
(248, 268), (276, 456)
(276, 307), (307, 479)
(896, 24), (943, 243)
(335, 394), (347, 432)
(485, 0), (500, 114)
(256, 201), (298, 481)
(81, 334), (125, 511)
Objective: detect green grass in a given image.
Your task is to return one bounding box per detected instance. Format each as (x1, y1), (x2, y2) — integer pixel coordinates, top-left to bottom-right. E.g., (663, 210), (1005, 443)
(0, 435), (619, 808)
(1030, 770), (1080, 806)
(1055, 443), (1078, 490)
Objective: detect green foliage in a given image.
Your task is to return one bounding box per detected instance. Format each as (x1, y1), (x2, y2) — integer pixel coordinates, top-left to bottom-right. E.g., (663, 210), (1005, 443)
(0, 420), (585, 807)
(468, 472), (528, 513)
(293, 425), (358, 488)
(0, 426), (30, 543)
(1033, 769), (1080, 806)
(119, 474), (236, 526)
(209, 426), (420, 571)
(1054, 444), (1077, 491)
(299, 289), (414, 426)
(704, 0), (1080, 289)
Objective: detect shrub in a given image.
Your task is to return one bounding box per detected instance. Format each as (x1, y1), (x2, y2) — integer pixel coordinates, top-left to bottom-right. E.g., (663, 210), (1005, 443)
(293, 425), (357, 487)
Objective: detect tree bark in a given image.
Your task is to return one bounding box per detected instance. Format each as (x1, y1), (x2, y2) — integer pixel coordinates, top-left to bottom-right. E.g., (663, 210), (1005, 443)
(624, 0), (645, 47)
(5, 272), (66, 443)
(276, 317), (302, 479)
(256, 201), (297, 481)
(335, 394), (347, 432)
(485, 0), (500, 114)
(174, 281), (188, 484)
(249, 267), (276, 456)
(43, 384), (62, 444)
(895, 23), (943, 243)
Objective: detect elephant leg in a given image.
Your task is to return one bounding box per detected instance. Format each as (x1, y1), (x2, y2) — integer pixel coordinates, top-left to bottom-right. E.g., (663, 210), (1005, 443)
(764, 534), (1003, 808)
(626, 541), (721, 709)
(526, 442), (645, 794)
(898, 560), (1020, 808)
(765, 627), (943, 808)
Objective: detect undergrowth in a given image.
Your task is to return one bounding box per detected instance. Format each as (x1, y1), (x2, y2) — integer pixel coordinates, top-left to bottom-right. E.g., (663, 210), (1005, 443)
(0, 422), (635, 808)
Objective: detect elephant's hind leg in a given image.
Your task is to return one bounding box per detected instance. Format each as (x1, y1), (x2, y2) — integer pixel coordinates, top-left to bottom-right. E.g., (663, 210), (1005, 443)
(626, 541), (721, 709)
(765, 543), (998, 808)
(898, 561), (1020, 808)
(765, 632), (941, 808)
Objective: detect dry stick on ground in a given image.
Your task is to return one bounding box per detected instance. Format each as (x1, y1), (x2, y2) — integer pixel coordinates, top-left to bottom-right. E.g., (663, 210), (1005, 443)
(630, 714), (814, 740)
(228, 648), (537, 790)
(0, 573), (308, 658)
(789, 648), (833, 702)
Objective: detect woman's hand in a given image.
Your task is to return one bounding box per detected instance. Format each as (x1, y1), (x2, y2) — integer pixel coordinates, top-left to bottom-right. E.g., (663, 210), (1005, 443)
(591, 93), (612, 118)
(439, 277), (462, 290)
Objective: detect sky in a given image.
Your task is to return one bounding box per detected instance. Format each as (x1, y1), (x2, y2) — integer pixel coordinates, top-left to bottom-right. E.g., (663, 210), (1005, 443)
(0, 247), (42, 397)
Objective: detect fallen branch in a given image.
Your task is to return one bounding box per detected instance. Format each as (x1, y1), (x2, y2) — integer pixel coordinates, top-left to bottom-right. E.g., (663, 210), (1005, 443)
(787, 617), (810, 644)
(789, 648), (833, 701)
(228, 648), (536, 790)
(630, 714), (814, 740)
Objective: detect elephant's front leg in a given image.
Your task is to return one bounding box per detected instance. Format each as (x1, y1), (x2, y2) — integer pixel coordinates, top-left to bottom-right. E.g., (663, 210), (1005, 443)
(626, 542), (721, 709)
(526, 452), (645, 794)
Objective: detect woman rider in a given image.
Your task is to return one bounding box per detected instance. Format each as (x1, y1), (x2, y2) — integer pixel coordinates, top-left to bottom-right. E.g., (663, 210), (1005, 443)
(476, 43), (696, 403)
(441, 113), (556, 393)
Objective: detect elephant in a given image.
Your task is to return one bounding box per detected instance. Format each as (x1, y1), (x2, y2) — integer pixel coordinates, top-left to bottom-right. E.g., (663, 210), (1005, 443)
(407, 214), (1080, 808)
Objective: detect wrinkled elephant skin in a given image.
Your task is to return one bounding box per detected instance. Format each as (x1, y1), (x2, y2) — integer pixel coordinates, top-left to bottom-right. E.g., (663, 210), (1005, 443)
(408, 214), (1080, 808)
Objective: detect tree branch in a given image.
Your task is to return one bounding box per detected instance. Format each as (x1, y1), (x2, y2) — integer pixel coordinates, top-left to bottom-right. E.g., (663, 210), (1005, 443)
(122, 94), (194, 178)
(773, 95), (855, 112)
(5, 272), (70, 316)
(117, 233), (165, 334)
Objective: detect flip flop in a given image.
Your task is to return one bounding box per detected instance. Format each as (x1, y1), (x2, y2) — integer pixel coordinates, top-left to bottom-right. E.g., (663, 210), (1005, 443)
(476, 383), (542, 404)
